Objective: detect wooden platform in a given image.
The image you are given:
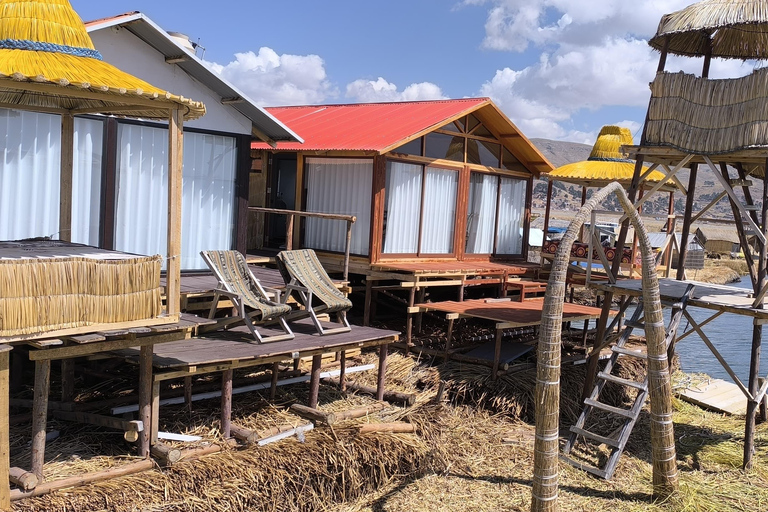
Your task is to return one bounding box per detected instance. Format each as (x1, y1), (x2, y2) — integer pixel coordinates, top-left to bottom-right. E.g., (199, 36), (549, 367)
(416, 298), (608, 329)
(593, 278), (768, 318)
(162, 266), (285, 295)
(677, 379), (747, 415)
(371, 260), (534, 277)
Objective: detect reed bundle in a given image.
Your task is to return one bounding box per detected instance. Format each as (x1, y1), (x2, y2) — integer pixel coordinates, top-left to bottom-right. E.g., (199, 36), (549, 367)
(0, 0), (205, 120)
(0, 255), (162, 336)
(650, 0), (768, 59)
(646, 69), (768, 157)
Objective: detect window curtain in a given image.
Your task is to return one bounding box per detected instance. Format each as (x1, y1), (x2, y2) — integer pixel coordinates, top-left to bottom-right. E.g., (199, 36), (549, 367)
(421, 167), (458, 254)
(114, 124), (237, 270)
(496, 176), (527, 254)
(304, 158), (373, 255)
(383, 161), (422, 254)
(0, 110), (103, 243)
(466, 173), (498, 254)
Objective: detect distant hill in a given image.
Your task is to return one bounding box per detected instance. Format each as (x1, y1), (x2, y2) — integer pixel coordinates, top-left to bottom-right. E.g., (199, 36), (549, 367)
(529, 138), (760, 219)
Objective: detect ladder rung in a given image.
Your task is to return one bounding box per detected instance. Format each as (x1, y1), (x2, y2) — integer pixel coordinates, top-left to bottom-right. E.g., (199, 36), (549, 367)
(598, 372), (648, 391)
(569, 426), (621, 448)
(611, 346), (647, 360)
(559, 454), (608, 479)
(584, 398), (635, 419)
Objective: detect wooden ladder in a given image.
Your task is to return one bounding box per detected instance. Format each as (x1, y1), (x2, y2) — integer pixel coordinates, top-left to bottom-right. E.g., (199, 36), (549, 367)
(561, 284), (695, 479)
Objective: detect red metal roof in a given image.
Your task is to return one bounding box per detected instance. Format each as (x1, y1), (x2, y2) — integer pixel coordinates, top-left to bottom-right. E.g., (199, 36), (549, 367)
(252, 98), (490, 152)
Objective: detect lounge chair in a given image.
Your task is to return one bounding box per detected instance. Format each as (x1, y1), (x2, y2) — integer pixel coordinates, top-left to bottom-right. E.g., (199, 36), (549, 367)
(199, 250), (294, 343)
(276, 249), (352, 335)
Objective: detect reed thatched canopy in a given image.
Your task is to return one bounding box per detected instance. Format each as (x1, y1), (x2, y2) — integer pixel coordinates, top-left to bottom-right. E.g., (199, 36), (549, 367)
(548, 126), (677, 191)
(0, 0), (205, 120)
(649, 0), (768, 60)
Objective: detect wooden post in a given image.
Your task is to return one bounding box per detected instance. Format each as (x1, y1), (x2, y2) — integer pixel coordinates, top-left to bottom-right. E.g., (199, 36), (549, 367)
(343, 220), (353, 283)
(492, 328), (503, 380)
(339, 351), (347, 392)
(308, 355), (322, 409)
(377, 344), (388, 401)
(444, 317), (455, 362)
(59, 114), (74, 242)
(364, 279), (373, 326)
(292, 154), (304, 250)
(31, 360), (50, 482)
(415, 288), (426, 334)
(676, 164), (697, 280)
(221, 370), (233, 439)
(0, 346), (11, 509)
(166, 108), (184, 318)
(759, 378), (768, 423)
(405, 287), (416, 351)
(285, 214), (294, 251)
(543, 180), (553, 241)
(184, 376), (192, 408)
(138, 345), (153, 458)
(60, 359), (75, 403)
(270, 362), (279, 400)
(151, 381), (160, 445)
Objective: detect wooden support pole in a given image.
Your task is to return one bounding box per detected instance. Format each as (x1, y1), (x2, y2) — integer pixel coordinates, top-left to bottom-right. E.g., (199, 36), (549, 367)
(60, 359), (75, 403)
(221, 369), (233, 439)
(759, 378), (768, 424)
(543, 180), (553, 242)
(285, 214), (294, 251)
(151, 442), (181, 465)
(415, 288), (426, 334)
(308, 355), (322, 409)
(230, 424), (259, 444)
(444, 317), (455, 362)
(364, 279), (373, 326)
(166, 108), (184, 318)
(339, 351), (347, 392)
(151, 381), (160, 445)
(0, 348), (10, 508)
(333, 403), (387, 422)
(138, 346), (152, 458)
(9, 468), (37, 492)
(492, 328), (503, 380)
(359, 422), (415, 434)
(323, 377), (415, 406)
(184, 376), (192, 408)
(290, 404), (336, 425)
(677, 164), (697, 280)
(722, 164), (757, 284)
(59, 114), (74, 242)
(343, 220), (352, 283)
(31, 360), (50, 482)
(270, 362), (279, 400)
(377, 344), (388, 401)
(405, 287), (416, 351)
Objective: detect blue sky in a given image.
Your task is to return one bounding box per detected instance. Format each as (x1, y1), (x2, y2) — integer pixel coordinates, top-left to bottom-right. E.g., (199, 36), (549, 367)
(72, 0), (758, 144)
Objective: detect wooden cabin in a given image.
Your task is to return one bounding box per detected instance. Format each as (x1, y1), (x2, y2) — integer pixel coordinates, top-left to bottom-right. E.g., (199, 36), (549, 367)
(694, 225), (742, 256)
(0, 12), (298, 271)
(250, 98), (552, 279)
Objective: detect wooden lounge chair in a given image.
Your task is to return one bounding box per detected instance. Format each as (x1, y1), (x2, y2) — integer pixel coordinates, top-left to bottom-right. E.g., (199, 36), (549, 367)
(200, 250), (294, 343)
(276, 249), (352, 335)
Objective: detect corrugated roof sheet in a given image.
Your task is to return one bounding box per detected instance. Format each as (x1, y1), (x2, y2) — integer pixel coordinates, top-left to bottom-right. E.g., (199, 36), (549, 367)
(252, 98), (553, 175)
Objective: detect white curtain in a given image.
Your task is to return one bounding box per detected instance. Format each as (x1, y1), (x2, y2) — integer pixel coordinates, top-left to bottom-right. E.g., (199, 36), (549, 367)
(114, 124), (237, 270)
(0, 110), (103, 243)
(496, 176), (527, 254)
(304, 158), (373, 255)
(466, 173), (498, 254)
(421, 167), (458, 254)
(71, 118), (104, 246)
(383, 161), (422, 254)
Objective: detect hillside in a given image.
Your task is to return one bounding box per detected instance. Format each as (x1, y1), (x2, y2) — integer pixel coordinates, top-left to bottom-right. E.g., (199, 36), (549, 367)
(529, 138), (762, 219)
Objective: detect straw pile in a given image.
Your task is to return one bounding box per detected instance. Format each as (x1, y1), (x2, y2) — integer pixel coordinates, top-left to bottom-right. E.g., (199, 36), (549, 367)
(0, 255), (161, 336)
(646, 69), (768, 157)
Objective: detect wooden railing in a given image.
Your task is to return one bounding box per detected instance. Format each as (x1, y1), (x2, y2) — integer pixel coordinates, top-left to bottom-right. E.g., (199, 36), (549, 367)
(249, 207), (357, 281)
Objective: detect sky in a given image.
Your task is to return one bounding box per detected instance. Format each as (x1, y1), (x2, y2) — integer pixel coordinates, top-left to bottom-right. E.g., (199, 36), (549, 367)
(72, 0), (763, 145)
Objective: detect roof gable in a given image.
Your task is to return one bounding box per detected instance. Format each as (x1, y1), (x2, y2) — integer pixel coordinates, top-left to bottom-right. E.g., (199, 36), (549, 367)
(252, 98), (552, 175)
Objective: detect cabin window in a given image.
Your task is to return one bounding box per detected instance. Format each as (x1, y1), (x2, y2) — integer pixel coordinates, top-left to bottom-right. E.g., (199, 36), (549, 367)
(502, 147), (527, 173)
(465, 172), (527, 255)
(115, 124), (237, 270)
(467, 139), (500, 167)
(0, 110), (104, 245)
(439, 121), (462, 133)
(425, 132), (464, 161)
(466, 173), (498, 254)
(383, 161), (458, 255)
(392, 137), (422, 157)
(304, 157), (373, 256)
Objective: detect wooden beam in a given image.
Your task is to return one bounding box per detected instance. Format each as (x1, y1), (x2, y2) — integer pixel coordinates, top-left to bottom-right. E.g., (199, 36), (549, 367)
(293, 154), (304, 250)
(31, 360), (50, 482)
(251, 126), (277, 149)
(59, 115), (74, 242)
(0, 347), (10, 509)
(27, 331), (187, 361)
(167, 108), (184, 317)
(165, 56), (188, 64)
(138, 346), (153, 458)
(0, 81), (179, 110)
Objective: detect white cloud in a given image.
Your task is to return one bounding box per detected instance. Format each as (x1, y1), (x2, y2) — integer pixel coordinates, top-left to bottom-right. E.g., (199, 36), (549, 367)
(207, 47), (336, 106)
(346, 77), (448, 103)
(468, 0), (762, 141)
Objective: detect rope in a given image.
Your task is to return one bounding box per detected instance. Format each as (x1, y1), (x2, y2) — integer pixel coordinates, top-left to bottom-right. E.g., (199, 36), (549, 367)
(0, 39), (103, 60)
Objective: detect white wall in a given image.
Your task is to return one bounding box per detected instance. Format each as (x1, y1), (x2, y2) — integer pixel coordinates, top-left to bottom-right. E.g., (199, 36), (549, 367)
(89, 27), (252, 135)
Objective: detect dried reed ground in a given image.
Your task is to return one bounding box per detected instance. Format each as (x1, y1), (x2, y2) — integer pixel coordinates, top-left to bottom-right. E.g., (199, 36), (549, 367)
(12, 349), (768, 512)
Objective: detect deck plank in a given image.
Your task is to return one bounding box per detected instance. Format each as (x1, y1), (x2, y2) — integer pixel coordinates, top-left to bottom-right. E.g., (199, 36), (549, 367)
(677, 378), (748, 415)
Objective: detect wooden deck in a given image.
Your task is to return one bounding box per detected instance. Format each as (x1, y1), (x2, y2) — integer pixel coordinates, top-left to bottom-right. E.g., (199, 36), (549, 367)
(162, 266), (286, 295)
(678, 379), (747, 415)
(371, 260), (534, 277)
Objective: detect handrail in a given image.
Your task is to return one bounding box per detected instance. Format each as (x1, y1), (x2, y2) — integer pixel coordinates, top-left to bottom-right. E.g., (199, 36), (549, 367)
(249, 207), (357, 281)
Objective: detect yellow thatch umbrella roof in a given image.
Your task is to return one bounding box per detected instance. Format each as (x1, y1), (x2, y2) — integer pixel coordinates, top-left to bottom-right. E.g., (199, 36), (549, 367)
(0, 0), (205, 119)
(548, 126), (675, 191)
(649, 0), (768, 60)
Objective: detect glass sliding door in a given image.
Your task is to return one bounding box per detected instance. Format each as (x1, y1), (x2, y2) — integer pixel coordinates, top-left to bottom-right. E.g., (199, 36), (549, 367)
(114, 123), (238, 270)
(305, 158), (373, 256)
(496, 176), (527, 255)
(383, 161), (422, 254)
(71, 117), (104, 246)
(420, 167), (458, 254)
(466, 172), (498, 254)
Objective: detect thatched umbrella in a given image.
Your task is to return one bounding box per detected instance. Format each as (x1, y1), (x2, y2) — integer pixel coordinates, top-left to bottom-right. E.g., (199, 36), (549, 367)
(649, 0), (768, 59)
(0, 0), (207, 498)
(532, 182), (678, 512)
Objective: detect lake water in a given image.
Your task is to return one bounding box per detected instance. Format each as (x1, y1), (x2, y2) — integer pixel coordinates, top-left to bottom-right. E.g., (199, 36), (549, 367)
(626, 278), (759, 383)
